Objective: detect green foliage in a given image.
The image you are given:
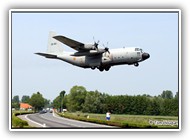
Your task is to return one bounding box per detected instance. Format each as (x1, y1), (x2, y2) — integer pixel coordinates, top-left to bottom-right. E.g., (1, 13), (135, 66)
(12, 95), (19, 103)
(58, 112), (162, 128)
(82, 90), (107, 113)
(60, 86), (179, 116)
(44, 98), (51, 108)
(53, 91), (67, 111)
(60, 90), (66, 97)
(53, 95), (61, 109)
(175, 92), (179, 99)
(12, 95), (20, 109)
(29, 92), (45, 112)
(66, 86), (87, 112)
(21, 95), (30, 103)
(161, 90), (173, 99)
(12, 114), (29, 128)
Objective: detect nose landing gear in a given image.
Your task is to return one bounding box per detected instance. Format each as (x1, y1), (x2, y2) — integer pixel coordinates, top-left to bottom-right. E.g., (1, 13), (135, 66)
(134, 63), (139, 67)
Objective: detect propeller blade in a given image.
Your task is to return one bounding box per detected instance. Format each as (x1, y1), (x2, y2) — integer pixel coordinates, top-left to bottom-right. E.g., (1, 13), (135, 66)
(92, 37), (99, 50)
(105, 47), (110, 54)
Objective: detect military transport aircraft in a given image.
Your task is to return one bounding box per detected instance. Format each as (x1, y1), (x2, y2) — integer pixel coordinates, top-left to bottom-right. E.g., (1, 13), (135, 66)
(35, 31), (150, 72)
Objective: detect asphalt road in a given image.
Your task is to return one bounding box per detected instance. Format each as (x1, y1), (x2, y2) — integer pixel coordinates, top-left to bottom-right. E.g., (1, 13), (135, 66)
(18, 112), (115, 128)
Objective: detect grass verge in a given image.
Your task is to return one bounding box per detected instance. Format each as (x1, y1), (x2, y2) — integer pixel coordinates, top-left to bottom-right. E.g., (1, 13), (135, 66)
(57, 112), (177, 128)
(12, 111), (34, 128)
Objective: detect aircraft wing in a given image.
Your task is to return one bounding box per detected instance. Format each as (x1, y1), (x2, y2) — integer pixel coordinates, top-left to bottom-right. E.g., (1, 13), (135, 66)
(53, 35), (85, 51)
(71, 49), (106, 56)
(35, 53), (57, 58)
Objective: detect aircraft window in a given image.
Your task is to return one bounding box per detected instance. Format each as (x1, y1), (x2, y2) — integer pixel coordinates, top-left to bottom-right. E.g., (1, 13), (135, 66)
(51, 43), (57, 46)
(135, 48), (140, 51)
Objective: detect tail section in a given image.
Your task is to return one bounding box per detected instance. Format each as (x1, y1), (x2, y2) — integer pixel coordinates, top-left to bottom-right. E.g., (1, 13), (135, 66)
(47, 31), (64, 54)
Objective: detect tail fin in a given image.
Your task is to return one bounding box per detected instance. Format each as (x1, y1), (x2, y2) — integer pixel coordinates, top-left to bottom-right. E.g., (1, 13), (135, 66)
(47, 31), (64, 54)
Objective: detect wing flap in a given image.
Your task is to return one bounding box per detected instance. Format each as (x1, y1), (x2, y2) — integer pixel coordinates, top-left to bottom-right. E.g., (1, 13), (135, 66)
(53, 35), (84, 51)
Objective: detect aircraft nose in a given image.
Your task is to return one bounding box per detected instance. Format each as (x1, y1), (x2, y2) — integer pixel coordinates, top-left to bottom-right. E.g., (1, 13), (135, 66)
(142, 53), (150, 60)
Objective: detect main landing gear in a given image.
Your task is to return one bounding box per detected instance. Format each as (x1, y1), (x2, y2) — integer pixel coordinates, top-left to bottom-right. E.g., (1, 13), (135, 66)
(98, 66), (111, 72)
(91, 66), (111, 72)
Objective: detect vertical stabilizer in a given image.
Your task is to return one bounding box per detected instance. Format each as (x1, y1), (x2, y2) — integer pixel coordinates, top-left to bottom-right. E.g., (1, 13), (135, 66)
(47, 31), (64, 54)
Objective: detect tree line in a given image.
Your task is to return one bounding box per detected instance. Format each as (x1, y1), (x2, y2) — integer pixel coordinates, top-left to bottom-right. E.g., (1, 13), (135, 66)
(53, 86), (179, 116)
(12, 92), (51, 112)
(12, 86), (179, 116)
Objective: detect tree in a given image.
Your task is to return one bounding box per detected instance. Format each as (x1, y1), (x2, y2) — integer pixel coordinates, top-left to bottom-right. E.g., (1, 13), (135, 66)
(66, 86), (87, 112)
(12, 95), (19, 103)
(160, 90), (173, 99)
(12, 95), (20, 109)
(175, 92), (179, 99)
(29, 92), (45, 112)
(44, 98), (51, 108)
(145, 97), (161, 115)
(21, 95), (30, 103)
(53, 95), (61, 110)
(82, 91), (103, 113)
(52, 86), (179, 116)
(53, 90), (66, 112)
(60, 90), (66, 112)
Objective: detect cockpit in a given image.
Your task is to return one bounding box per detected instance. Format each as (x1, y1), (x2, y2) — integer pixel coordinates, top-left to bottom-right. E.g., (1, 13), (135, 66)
(135, 48), (150, 60)
(135, 48), (143, 53)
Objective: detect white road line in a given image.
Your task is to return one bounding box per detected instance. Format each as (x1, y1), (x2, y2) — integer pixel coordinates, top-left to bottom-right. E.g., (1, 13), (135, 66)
(25, 114), (47, 127)
(52, 112), (112, 127)
(52, 112), (80, 127)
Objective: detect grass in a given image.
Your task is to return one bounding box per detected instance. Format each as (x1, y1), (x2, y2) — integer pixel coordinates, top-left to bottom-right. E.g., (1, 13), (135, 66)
(58, 112), (178, 129)
(12, 110), (35, 128)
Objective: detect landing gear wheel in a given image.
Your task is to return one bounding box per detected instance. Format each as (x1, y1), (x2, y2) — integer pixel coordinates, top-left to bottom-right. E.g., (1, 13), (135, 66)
(98, 67), (104, 72)
(134, 63), (139, 67)
(105, 66), (111, 71)
(91, 66), (96, 70)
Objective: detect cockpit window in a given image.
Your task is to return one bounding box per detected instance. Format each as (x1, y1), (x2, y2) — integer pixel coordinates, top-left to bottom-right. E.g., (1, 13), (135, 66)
(135, 48), (140, 51)
(135, 48), (143, 53)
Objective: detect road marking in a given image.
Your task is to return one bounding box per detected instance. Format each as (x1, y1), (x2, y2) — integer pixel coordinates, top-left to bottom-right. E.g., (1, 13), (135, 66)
(52, 112), (113, 127)
(52, 112), (80, 127)
(25, 114), (47, 127)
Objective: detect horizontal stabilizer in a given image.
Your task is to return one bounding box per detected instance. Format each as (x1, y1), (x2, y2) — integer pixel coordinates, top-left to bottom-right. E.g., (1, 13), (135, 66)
(35, 53), (57, 58)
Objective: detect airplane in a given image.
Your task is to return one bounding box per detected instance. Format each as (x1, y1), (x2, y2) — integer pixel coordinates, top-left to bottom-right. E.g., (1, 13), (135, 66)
(35, 31), (150, 72)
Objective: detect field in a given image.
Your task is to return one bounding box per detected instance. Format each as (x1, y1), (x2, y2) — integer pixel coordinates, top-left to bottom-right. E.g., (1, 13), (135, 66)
(59, 112), (178, 128)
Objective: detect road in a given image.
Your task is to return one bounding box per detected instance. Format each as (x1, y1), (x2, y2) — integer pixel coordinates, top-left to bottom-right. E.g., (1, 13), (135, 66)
(18, 112), (115, 128)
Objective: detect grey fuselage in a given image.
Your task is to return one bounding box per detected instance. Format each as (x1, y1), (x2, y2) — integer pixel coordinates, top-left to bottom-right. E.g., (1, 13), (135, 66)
(54, 47), (148, 69)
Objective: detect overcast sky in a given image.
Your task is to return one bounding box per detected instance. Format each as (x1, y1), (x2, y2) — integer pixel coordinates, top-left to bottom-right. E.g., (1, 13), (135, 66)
(11, 10), (179, 101)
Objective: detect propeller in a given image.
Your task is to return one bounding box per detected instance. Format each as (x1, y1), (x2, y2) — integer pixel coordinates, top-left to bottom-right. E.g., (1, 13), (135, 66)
(103, 42), (110, 54)
(104, 47), (110, 54)
(93, 37), (100, 50)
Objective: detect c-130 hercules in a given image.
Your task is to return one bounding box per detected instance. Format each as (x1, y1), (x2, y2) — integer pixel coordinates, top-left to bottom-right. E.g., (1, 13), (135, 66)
(35, 31), (150, 72)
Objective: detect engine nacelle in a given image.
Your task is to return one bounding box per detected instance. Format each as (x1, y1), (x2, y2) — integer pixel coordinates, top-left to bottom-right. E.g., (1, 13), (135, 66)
(84, 44), (96, 50)
(102, 57), (111, 64)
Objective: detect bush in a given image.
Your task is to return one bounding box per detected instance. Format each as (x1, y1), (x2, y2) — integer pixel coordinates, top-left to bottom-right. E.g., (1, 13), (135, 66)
(12, 114), (29, 128)
(12, 111), (34, 128)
